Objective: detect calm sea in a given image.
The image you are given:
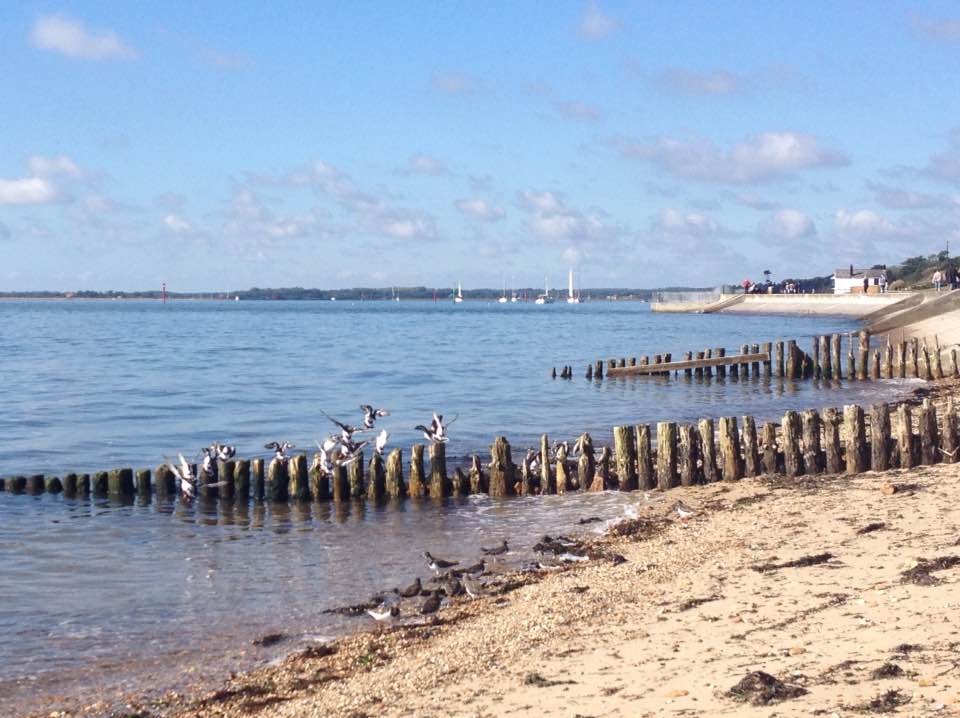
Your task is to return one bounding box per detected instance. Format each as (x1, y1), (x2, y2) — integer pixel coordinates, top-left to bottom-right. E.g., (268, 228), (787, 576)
(0, 299), (916, 716)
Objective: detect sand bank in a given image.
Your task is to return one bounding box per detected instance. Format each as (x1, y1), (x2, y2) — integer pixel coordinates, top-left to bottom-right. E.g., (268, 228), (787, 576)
(653, 293), (907, 317)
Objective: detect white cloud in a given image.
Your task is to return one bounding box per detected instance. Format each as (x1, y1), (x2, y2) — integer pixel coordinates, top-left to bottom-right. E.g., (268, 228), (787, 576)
(28, 155), (83, 178)
(868, 182), (947, 209)
(555, 100), (602, 122)
(578, 2), (620, 40)
(379, 215), (436, 240)
(518, 189), (620, 244)
(30, 14), (137, 61)
(406, 154), (447, 176)
(614, 131), (848, 184)
(835, 209), (910, 238)
(0, 177), (56, 205)
(764, 209), (816, 240)
(923, 128), (960, 183)
(518, 190), (566, 214)
(561, 246), (582, 265)
(651, 208), (720, 236)
(454, 198), (505, 222)
(163, 214), (193, 233)
(657, 69), (740, 96)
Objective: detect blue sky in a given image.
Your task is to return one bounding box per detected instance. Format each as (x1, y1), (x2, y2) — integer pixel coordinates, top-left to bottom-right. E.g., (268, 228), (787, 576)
(2, 2), (960, 291)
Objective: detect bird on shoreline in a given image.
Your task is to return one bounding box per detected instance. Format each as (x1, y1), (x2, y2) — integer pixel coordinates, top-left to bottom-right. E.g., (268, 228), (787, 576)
(673, 500), (697, 519)
(423, 551), (459, 575)
(399, 577), (422, 598)
(420, 590), (441, 615)
(264, 441), (295, 460)
(367, 604), (400, 622)
(360, 405), (389, 430)
(462, 574), (485, 599)
(481, 540), (509, 556)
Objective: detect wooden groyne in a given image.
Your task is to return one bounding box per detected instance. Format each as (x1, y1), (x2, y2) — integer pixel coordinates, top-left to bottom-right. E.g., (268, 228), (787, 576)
(3, 394), (956, 508)
(585, 333), (957, 383)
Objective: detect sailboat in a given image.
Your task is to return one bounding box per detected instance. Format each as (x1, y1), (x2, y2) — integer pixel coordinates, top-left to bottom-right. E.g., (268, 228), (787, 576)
(392, 286), (400, 302)
(534, 275), (554, 305)
(566, 268), (580, 304)
(454, 281), (464, 303)
(498, 278), (508, 303)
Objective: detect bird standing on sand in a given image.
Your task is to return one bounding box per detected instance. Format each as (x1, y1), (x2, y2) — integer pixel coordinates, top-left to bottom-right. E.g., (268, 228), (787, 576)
(367, 604), (400, 622)
(264, 441), (295, 460)
(423, 551), (459, 575)
(481, 540), (509, 556)
(360, 405), (390, 430)
(462, 574), (485, 599)
(420, 590), (441, 615)
(399, 577), (422, 598)
(673, 500), (697, 519)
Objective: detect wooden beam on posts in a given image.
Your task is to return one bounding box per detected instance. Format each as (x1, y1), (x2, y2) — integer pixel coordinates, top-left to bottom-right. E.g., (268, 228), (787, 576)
(385, 448), (405, 498)
(718, 417), (742, 481)
(741, 416), (760, 478)
(678, 424), (700, 486)
(822, 408), (842, 474)
(698, 418), (719, 482)
(869, 403), (892, 472)
(366, 452), (386, 502)
(234, 459), (251, 501)
(896, 404), (916, 469)
(857, 331), (869, 380)
(635, 425), (654, 490)
(831, 334), (842, 379)
(656, 421), (678, 489)
(843, 405), (867, 474)
(761, 422), (778, 475)
(488, 436), (515, 497)
(785, 340), (797, 380)
(407, 444), (426, 498)
(577, 433), (595, 491)
(428, 443), (448, 498)
(781, 411), (803, 477)
(251, 458), (265, 501)
(267, 457), (289, 502)
(918, 398), (939, 465)
(540, 434), (553, 494)
(941, 398), (958, 465)
(613, 425), (638, 491)
(469, 455), (486, 494)
(775, 340), (784, 378)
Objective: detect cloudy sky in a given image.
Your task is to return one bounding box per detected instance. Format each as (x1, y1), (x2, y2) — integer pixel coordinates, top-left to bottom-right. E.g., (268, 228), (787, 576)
(2, 2), (960, 291)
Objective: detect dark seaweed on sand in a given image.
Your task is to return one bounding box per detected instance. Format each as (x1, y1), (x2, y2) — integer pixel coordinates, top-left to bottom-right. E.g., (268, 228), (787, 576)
(751, 553), (834, 573)
(900, 555), (960, 585)
(727, 671), (807, 705)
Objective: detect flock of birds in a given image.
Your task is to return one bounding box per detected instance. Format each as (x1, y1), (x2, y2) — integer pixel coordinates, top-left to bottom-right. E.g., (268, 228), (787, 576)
(165, 406), (456, 502)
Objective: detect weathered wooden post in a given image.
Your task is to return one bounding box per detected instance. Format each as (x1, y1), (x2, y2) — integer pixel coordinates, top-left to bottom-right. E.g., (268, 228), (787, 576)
(366, 452), (386, 502)
(450, 467), (468, 496)
(930, 345), (944, 380)
(741, 344), (751, 378)
(741, 416), (760, 477)
(346, 453), (365, 499)
(782, 411), (803, 477)
(656, 421), (678, 489)
(634, 424), (653, 490)
(761, 422), (778, 475)
(25, 474), (45, 494)
(952, 348), (960, 378)
(154, 464), (175, 498)
(539, 434), (553, 494)
(62, 473), (78, 497)
(407, 444), (426, 498)
(941, 398), (958, 465)
(785, 340), (797, 380)
(896, 341), (907, 379)
(703, 349), (712, 379)
(716, 347), (727, 378)
(267, 458), (289, 502)
(698, 418), (718, 482)
(628, 357), (637, 367)
(947, 348), (959, 379)
(882, 344), (892, 379)
(385, 448), (405, 498)
(847, 340), (856, 381)
(730, 349), (739, 379)
(234, 459), (251, 500)
(585, 364), (593, 380)
(653, 354), (662, 375)
(251, 457), (265, 501)
(918, 398), (939, 465)
(906, 340), (918, 378)
(775, 340), (784, 378)
(718, 417), (742, 480)
(870, 350), (880, 380)
(75, 473), (90, 495)
(843, 405), (867, 474)
(821, 336), (832, 379)
(917, 343), (931, 380)
(811, 336), (821, 379)
(678, 424), (699, 486)
(607, 358), (616, 374)
(896, 404), (916, 469)
(798, 409), (820, 474)
(45, 476), (63, 494)
(135, 469), (151, 498)
(594, 359), (603, 380)
(468, 454), (486, 494)
(869, 403), (891, 472)
(761, 342), (772, 378)
(287, 454), (309, 501)
(822, 407), (842, 474)
(488, 436), (514, 497)
(520, 452), (533, 495)
(215, 460), (233, 500)
(694, 351), (705, 379)
(428, 443), (448, 498)
(5, 476), (26, 493)
(594, 446), (611, 491)
(683, 351), (693, 378)
(613, 425), (637, 491)
(831, 334), (842, 379)
(749, 343), (759, 376)
(857, 331), (869, 380)
(577, 433), (595, 491)
(92, 471), (109, 497)
(663, 352), (673, 375)
(555, 444), (571, 494)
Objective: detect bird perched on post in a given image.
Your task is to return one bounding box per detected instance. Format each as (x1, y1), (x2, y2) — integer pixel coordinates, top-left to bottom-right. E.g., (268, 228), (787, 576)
(264, 441), (295, 460)
(375, 429), (389, 456)
(415, 412), (457, 443)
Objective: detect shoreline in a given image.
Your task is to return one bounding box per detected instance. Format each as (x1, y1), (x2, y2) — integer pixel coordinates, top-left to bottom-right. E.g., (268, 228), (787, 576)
(38, 376), (956, 718)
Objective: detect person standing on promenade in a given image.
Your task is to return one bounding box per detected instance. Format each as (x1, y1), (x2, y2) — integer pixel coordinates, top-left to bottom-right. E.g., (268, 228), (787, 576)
(933, 269), (943, 291)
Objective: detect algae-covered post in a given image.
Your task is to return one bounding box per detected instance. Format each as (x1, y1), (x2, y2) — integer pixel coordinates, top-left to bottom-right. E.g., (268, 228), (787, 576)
(234, 459), (251, 500)
(857, 331), (869, 381)
(155, 464), (176, 498)
(488, 436), (514, 497)
(896, 404), (916, 469)
(656, 421), (678, 490)
(92, 471), (109, 497)
(613, 425), (637, 491)
(718, 417), (741, 481)
(636, 424), (654, 489)
(428, 443), (448, 498)
(869, 403), (891, 472)
(775, 340), (784, 378)
(331, 458), (349, 503)
(366, 452), (386, 502)
(385, 448), (405, 498)
(918, 398), (939, 465)
(821, 336), (832, 379)
(741, 416), (760, 477)
(218, 460), (236, 500)
(781, 411), (803, 477)
(62, 472), (78, 497)
(785, 340), (797, 380)
(760, 422), (778, 475)
(135, 469), (151, 498)
(408, 444), (426, 498)
(699, 418), (718, 482)
(843, 404), (867, 474)
(539, 434), (553, 494)
(822, 407), (842, 474)
(678, 424), (699, 486)
(811, 336), (820, 379)
(251, 457), (265, 501)
(941, 398), (958, 465)
(288, 454), (309, 502)
(831, 333), (842, 379)
(266, 458), (289, 502)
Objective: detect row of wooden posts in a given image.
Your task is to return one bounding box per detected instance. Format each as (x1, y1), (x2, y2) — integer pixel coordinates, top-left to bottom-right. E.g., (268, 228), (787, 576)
(2, 395), (955, 504)
(587, 332), (956, 382)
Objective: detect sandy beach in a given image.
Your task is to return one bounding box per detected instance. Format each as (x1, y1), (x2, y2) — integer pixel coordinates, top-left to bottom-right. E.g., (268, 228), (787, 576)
(69, 382), (958, 718)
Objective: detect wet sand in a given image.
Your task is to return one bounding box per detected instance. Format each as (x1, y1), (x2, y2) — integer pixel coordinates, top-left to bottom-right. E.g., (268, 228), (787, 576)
(72, 382), (960, 718)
